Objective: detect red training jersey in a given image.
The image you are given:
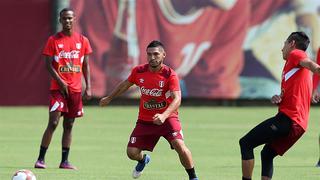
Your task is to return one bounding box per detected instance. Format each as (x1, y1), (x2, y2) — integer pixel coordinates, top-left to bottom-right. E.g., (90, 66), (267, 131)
(43, 32), (92, 92)
(279, 49), (311, 130)
(128, 64), (180, 121)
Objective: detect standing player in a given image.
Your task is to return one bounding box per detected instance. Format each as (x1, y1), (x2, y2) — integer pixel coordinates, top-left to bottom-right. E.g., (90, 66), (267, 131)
(99, 40), (199, 180)
(239, 32), (320, 180)
(34, 8), (92, 170)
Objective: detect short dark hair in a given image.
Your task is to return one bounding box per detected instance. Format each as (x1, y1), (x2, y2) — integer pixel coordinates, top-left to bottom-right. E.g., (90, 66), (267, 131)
(287, 31), (310, 51)
(146, 40), (165, 50)
(59, 8), (74, 17)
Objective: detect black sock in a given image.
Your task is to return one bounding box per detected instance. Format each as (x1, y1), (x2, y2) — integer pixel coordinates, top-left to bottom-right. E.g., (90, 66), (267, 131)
(38, 146), (47, 161)
(186, 167), (197, 179)
(242, 177), (251, 180)
(61, 147), (70, 163)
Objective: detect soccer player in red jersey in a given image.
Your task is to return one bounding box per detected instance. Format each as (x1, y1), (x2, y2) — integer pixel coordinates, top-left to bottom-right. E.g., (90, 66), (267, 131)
(34, 8), (92, 170)
(100, 40), (198, 180)
(239, 31), (320, 180)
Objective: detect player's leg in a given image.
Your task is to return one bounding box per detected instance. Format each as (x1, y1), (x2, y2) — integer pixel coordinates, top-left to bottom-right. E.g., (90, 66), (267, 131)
(59, 117), (77, 169)
(240, 118), (273, 179)
(261, 145), (277, 180)
(171, 139), (198, 180)
(171, 139), (193, 168)
(35, 111), (61, 168)
(61, 117), (75, 160)
(163, 117), (198, 180)
(127, 122), (157, 178)
(241, 160), (254, 180)
(59, 91), (82, 169)
(127, 146), (144, 161)
(35, 90), (68, 168)
(239, 113), (292, 179)
(41, 111), (62, 149)
(127, 146), (151, 179)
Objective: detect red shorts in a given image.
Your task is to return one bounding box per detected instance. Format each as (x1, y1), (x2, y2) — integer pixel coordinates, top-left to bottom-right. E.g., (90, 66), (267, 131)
(49, 90), (83, 118)
(128, 117), (183, 151)
(270, 121), (305, 156)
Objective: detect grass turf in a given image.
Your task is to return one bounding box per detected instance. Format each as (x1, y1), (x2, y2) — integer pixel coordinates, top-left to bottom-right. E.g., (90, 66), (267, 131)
(0, 106), (319, 179)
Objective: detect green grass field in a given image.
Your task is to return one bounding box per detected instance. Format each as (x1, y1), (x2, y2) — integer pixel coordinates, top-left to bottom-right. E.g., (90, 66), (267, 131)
(0, 106), (320, 180)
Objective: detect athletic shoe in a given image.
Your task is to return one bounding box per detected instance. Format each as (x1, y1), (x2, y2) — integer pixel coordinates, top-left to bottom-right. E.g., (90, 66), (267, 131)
(59, 161), (77, 170)
(316, 159), (320, 167)
(132, 154), (151, 179)
(34, 160), (46, 169)
(190, 178), (199, 180)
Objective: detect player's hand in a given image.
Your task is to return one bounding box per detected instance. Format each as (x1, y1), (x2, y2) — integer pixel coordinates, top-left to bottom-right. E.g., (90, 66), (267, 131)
(271, 95), (282, 104)
(83, 88), (92, 100)
(153, 113), (166, 125)
(99, 96), (112, 106)
(312, 91), (320, 103)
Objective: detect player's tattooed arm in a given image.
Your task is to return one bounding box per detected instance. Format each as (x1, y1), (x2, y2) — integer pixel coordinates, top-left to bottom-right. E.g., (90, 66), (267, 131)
(99, 80), (134, 106)
(82, 55), (92, 100)
(299, 58), (320, 74)
(299, 58), (320, 103)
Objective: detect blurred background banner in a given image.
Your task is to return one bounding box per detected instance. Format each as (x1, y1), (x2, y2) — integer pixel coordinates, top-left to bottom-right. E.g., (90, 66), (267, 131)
(1, 0), (319, 105)
(0, 1), (52, 105)
(71, 0), (320, 99)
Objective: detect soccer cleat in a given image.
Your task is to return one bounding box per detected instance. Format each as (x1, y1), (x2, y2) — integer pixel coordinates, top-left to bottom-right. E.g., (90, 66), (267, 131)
(132, 154), (151, 179)
(59, 161), (78, 170)
(316, 159), (320, 167)
(190, 178), (199, 180)
(34, 160), (46, 169)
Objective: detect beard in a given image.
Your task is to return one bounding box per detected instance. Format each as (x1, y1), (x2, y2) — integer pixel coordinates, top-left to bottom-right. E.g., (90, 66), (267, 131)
(150, 64), (160, 68)
(149, 60), (162, 68)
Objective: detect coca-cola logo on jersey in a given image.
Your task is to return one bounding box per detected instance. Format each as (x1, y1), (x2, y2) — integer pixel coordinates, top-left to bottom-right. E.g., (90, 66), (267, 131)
(58, 50), (80, 59)
(140, 86), (163, 97)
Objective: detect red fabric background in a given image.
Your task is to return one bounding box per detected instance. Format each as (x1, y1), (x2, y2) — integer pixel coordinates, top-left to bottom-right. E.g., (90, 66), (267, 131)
(0, 1), (52, 105)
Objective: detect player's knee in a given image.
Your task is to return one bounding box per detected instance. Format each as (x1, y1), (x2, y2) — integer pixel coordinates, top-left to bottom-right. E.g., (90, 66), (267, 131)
(239, 136), (248, 149)
(126, 151), (135, 160)
(239, 137), (254, 160)
(171, 139), (186, 151)
(261, 146), (276, 161)
(48, 120), (59, 130)
(63, 122), (74, 131)
(126, 148), (141, 161)
(127, 152), (141, 161)
(48, 113), (60, 130)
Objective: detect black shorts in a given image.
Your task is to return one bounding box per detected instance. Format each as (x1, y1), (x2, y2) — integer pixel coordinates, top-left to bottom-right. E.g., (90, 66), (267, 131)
(241, 112), (304, 155)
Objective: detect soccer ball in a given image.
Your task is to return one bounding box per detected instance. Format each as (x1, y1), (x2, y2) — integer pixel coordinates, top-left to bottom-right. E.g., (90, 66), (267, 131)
(12, 169), (36, 180)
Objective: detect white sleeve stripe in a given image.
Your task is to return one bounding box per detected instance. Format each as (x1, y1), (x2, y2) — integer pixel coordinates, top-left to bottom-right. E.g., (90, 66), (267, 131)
(284, 68), (300, 81)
